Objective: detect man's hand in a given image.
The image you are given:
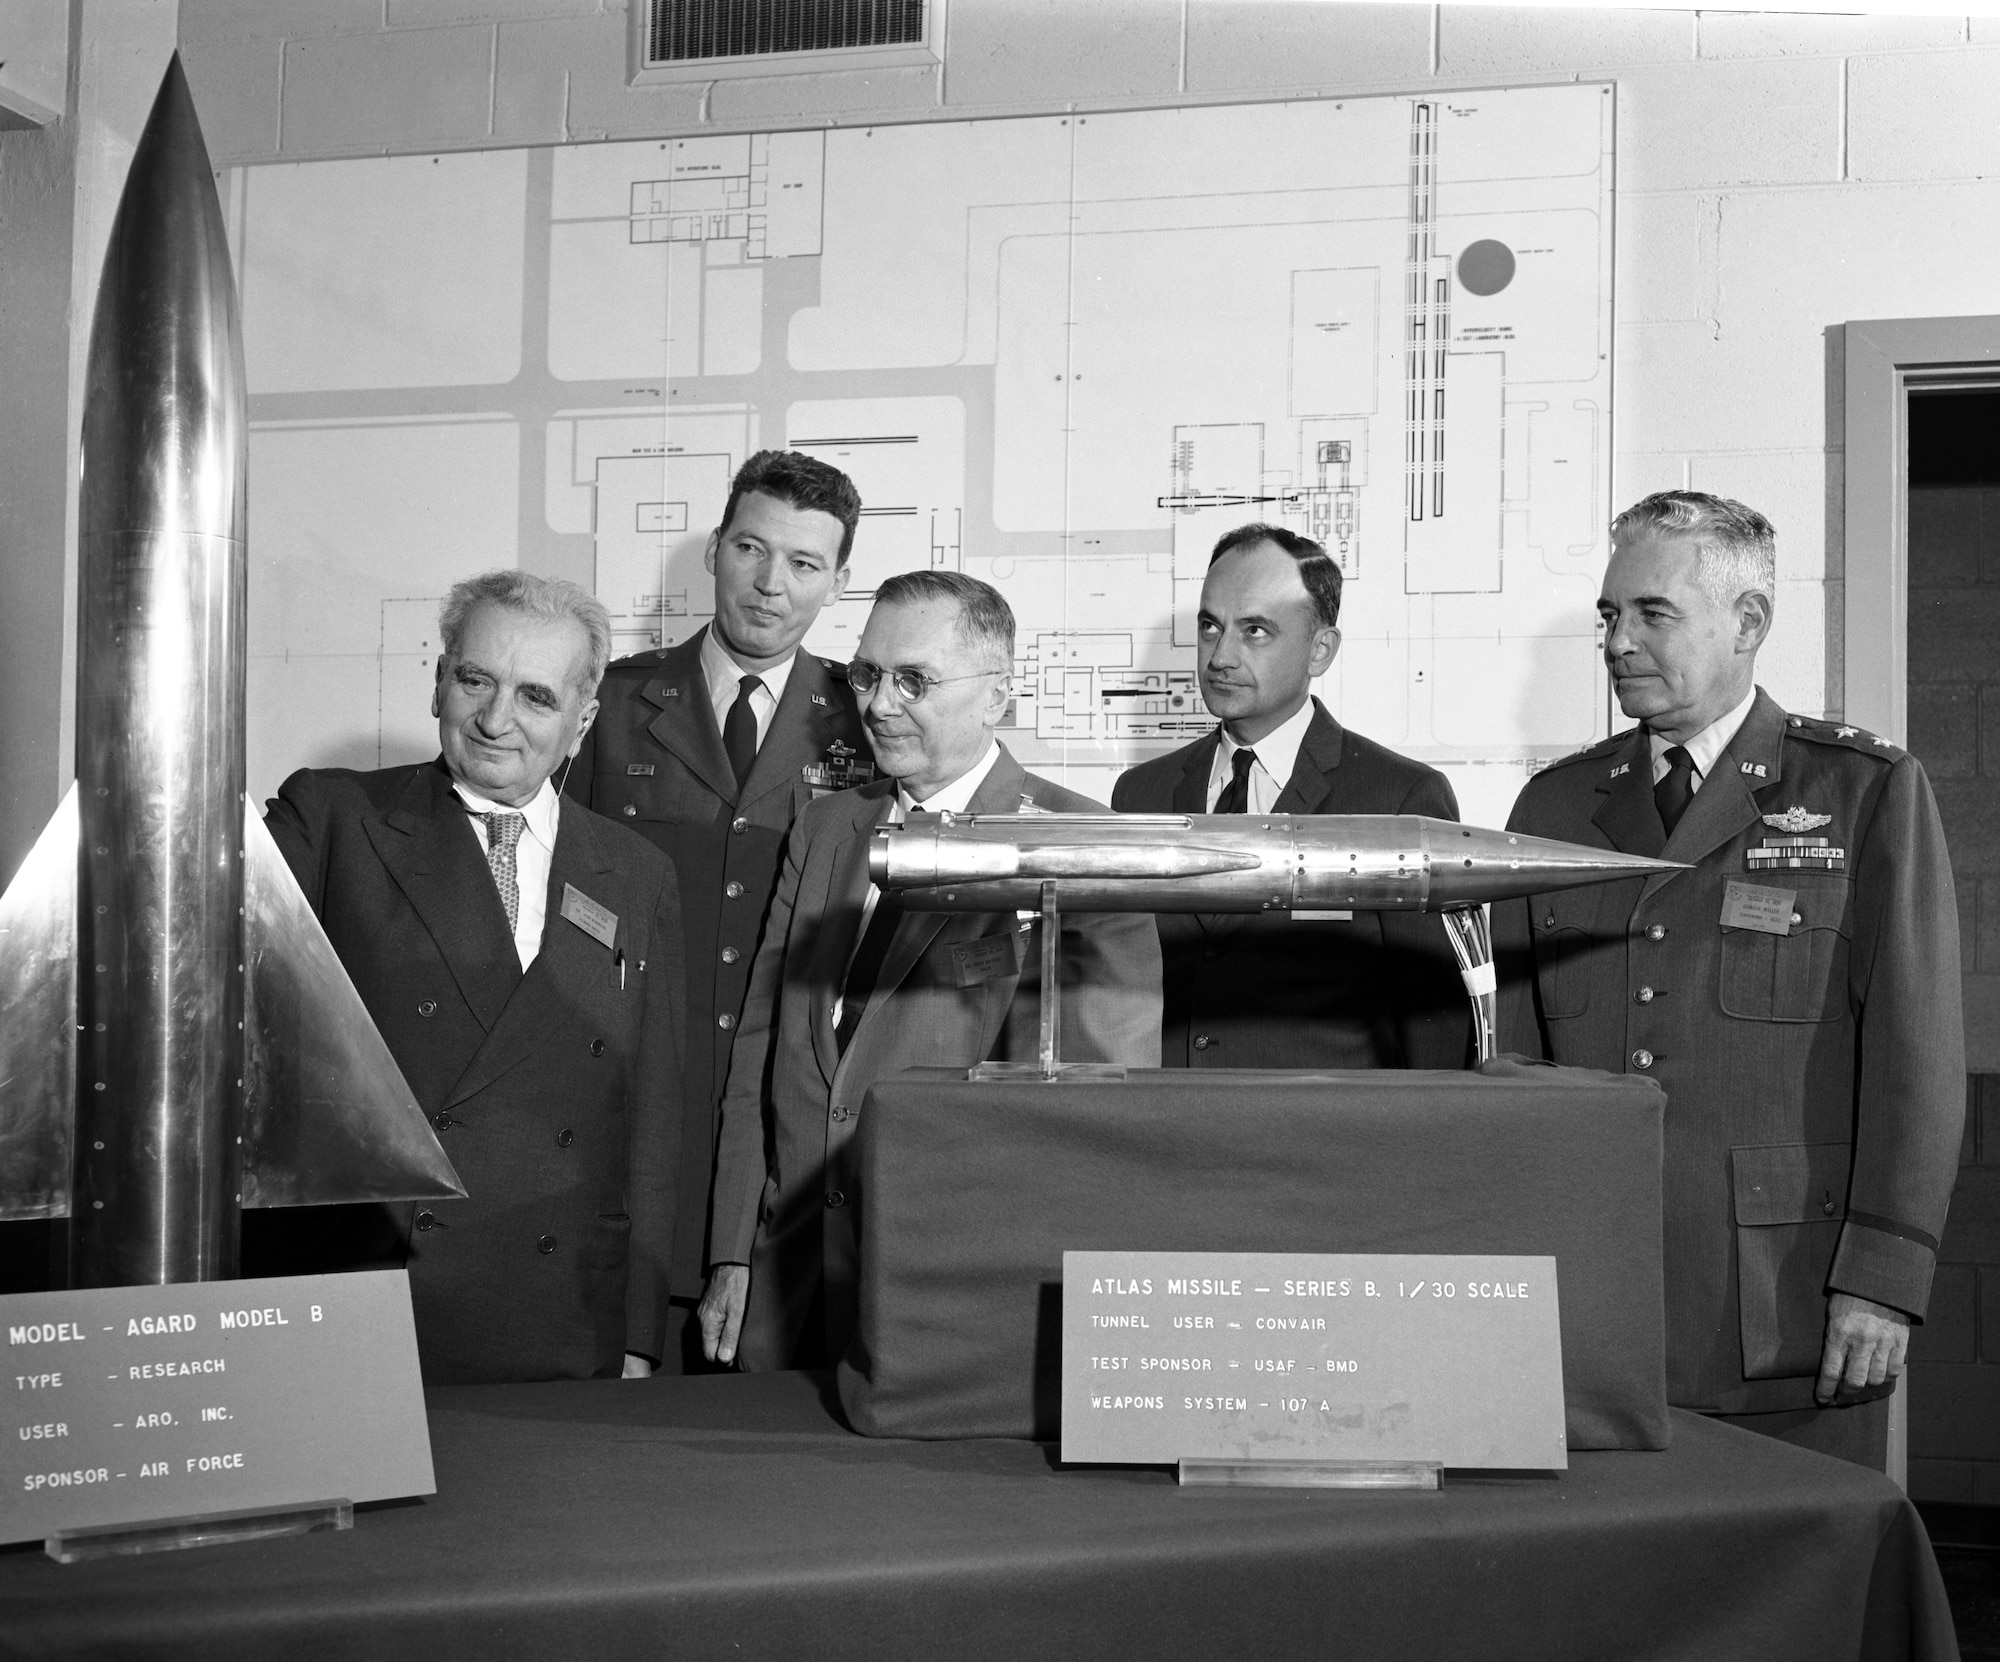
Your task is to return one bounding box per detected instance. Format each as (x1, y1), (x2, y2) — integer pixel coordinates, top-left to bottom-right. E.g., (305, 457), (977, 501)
(622, 1352), (655, 1379)
(698, 1264), (751, 1365)
(1816, 1292), (1911, 1404)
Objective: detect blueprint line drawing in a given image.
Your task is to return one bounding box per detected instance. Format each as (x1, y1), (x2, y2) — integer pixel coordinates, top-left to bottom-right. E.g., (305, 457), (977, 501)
(229, 85), (1613, 827)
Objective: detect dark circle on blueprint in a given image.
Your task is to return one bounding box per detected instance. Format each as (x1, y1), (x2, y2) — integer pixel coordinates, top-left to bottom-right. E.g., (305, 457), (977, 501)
(1457, 240), (1517, 297)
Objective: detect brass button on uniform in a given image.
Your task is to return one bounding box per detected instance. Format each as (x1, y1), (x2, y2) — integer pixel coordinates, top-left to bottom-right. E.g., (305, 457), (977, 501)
(1791, 912), (1803, 926)
(589, 1038), (605, 1056)
(1631, 1049), (1654, 1070)
(622, 804), (637, 817)
(537, 1235), (557, 1254)
(725, 881), (744, 899)
(557, 1128), (573, 1148)
(831, 1107), (851, 1122)
(721, 947), (740, 964)
(418, 1000), (437, 1017)
(1822, 1199), (1837, 1216)
(825, 1190), (846, 1209)
(731, 817), (748, 834)
(1645, 924), (1667, 942)
(1634, 987), (1654, 1005)
(1192, 1035), (1212, 1051)
(415, 1210), (437, 1231)
(717, 1012), (735, 1030)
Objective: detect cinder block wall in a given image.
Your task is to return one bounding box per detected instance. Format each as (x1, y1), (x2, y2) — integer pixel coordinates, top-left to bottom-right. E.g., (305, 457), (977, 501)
(175, 0), (2000, 728)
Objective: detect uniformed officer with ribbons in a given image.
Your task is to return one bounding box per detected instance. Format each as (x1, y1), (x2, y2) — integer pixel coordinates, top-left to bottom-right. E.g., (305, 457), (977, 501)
(1495, 490), (1965, 1469)
(567, 450), (873, 1369)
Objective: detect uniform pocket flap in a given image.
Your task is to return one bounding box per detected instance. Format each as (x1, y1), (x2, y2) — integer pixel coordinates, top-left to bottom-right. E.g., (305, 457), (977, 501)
(1732, 1142), (1850, 1226)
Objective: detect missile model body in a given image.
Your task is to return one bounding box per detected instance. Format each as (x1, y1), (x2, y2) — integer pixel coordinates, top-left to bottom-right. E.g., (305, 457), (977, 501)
(0, 58), (461, 1287)
(871, 812), (1679, 914)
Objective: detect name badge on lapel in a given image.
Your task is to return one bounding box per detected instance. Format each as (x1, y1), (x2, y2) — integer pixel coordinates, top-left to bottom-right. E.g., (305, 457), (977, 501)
(951, 935), (1019, 988)
(561, 882), (619, 948)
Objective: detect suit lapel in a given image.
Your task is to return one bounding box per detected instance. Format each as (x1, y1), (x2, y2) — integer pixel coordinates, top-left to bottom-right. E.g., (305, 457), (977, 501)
(739, 649), (836, 809)
(444, 803), (620, 1110)
(1590, 730), (1666, 858)
(1272, 701), (1342, 815)
(1171, 733), (1218, 814)
(363, 763), (521, 1032)
(810, 783), (896, 1087)
(642, 628), (737, 803)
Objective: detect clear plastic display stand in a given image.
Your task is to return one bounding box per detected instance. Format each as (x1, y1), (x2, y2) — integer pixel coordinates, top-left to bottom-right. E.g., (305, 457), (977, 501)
(968, 881), (1128, 1084)
(45, 1498), (352, 1563)
(1178, 1460), (1441, 1490)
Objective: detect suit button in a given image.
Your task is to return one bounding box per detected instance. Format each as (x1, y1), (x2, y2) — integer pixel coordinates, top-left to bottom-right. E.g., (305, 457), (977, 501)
(432, 1111), (452, 1131)
(415, 1210), (437, 1231)
(622, 805), (637, 817)
(1631, 1049), (1654, 1070)
(1193, 1035), (1212, 1051)
(557, 1128), (573, 1147)
(1634, 987), (1654, 1004)
(721, 947), (740, 964)
(831, 1107), (850, 1122)
(1203, 950), (1217, 962)
(732, 817), (748, 834)
(418, 1001), (437, 1017)
(726, 881), (744, 899)
(1543, 915), (1556, 929)
(589, 1038), (604, 1056)
(825, 1190), (846, 1208)
(717, 1013), (735, 1030)
(1645, 924), (1667, 941)
(537, 1235), (557, 1254)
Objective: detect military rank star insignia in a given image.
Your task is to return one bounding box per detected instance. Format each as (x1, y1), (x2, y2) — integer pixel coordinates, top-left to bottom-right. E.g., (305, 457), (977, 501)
(1762, 806), (1833, 834)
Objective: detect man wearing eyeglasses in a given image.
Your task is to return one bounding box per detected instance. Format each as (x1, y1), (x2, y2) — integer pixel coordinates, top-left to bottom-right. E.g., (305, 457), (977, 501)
(565, 450), (873, 1370)
(697, 571), (1162, 1371)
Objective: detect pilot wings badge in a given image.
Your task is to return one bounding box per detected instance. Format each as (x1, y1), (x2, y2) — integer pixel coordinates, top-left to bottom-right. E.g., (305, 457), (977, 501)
(1761, 806), (1833, 834)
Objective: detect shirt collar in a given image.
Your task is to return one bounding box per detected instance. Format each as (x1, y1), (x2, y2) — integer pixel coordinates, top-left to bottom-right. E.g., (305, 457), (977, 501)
(1649, 685), (1757, 782)
(898, 740), (1003, 819)
(701, 625), (795, 712)
(453, 776), (561, 852)
(1219, 696), (1316, 793)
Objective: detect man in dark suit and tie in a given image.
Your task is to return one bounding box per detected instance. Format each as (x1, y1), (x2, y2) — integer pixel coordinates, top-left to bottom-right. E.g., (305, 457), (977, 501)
(696, 572), (1161, 1371)
(252, 572), (687, 1386)
(566, 450), (872, 1368)
(1113, 524), (1468, 1069)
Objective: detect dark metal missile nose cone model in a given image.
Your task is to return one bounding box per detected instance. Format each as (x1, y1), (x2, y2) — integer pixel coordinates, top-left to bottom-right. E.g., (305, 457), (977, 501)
(0, 57), (462, 1289)
(871, 811), (1685, 1071)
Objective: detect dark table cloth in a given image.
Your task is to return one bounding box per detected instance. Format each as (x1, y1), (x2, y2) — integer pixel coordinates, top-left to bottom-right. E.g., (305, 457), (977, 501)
(841, 1061), (1671, 1448)
(0, 1371), (1956, 1661)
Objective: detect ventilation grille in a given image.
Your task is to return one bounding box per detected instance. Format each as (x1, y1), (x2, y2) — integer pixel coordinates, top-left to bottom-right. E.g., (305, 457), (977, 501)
(647, 0), (928, 64)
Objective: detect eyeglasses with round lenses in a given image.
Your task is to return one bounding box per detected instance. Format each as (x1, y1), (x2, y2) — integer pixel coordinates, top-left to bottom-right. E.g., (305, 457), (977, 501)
(846, 659), (999, 704)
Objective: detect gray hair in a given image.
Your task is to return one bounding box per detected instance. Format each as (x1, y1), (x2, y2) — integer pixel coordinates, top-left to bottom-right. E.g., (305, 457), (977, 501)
(1610, 491), (1776, 609)
(872, 570), (1015, 669)
(438, 571), (612, 696)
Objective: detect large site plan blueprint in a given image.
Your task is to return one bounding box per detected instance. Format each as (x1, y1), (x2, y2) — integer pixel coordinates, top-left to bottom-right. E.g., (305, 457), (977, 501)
(229, 83), (1613, 825)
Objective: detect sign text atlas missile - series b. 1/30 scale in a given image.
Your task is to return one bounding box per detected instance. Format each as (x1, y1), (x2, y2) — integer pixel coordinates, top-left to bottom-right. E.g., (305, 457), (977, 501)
(0, 1271), (436, 1545)
(1061, 1252), (1567, 1471)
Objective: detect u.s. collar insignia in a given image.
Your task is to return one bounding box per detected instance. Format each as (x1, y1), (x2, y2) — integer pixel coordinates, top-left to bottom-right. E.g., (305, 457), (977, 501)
(1608, 761), (1630, 779)
(1740, 761), (1768, 778)
(809, 692), (829, 707)
(1762, 806), (1832, 834)
(660, 685), (679, 697)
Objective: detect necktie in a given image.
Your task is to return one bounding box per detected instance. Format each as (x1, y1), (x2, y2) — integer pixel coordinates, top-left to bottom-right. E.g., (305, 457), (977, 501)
(1654, 745), (1696, 836)
(1214, 747), (1258, 815)
(482, 811), (527, 932)
(723, 674), (763, 792)
(835, 892), (904, 1054)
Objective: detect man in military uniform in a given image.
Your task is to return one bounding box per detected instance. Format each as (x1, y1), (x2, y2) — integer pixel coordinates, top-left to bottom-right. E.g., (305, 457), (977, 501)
(1113, 523), (1467, 1069)
(1495, 490), (1965, 1467)
(566, 450), (872, 1369)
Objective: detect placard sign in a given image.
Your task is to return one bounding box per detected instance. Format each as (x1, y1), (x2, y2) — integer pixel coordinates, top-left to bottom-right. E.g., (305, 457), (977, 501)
(1062, 1252), (1565, 1470)
(1, 1270), (434, 1544)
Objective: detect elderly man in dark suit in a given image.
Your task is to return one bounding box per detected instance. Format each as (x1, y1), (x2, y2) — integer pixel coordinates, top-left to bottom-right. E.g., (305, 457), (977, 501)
(1113, 524), (1468, 1069)
(251, 571), (686, 1386)
(565, 450), (871, 1370)
(697, 572), (1161, 1371)
(1495, 490), (1965, 1468)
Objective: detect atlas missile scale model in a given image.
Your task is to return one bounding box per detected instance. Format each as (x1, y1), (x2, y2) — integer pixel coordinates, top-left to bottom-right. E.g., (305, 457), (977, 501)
(870, 812), (1686, 1074)
(0, 57), (462, 1288)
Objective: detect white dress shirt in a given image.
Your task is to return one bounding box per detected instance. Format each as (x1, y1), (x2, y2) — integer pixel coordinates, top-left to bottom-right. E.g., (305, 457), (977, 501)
(833, 741), (1004, 1029)
(1206, 697), (1316, 814)
(1647, 686), (1757, 796)
(701, 626), (796, 753)
(454, 777), (560, 971)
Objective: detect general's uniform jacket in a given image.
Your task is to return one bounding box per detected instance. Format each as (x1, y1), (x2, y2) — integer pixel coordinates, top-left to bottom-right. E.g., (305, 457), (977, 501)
(710, 745), (1163, 1371)
(566, 627), (871, 1294)
(256, 762), (687, 1386)
(1494, 690), (1965, 1413)
(1111, 700), (1470, 1070)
